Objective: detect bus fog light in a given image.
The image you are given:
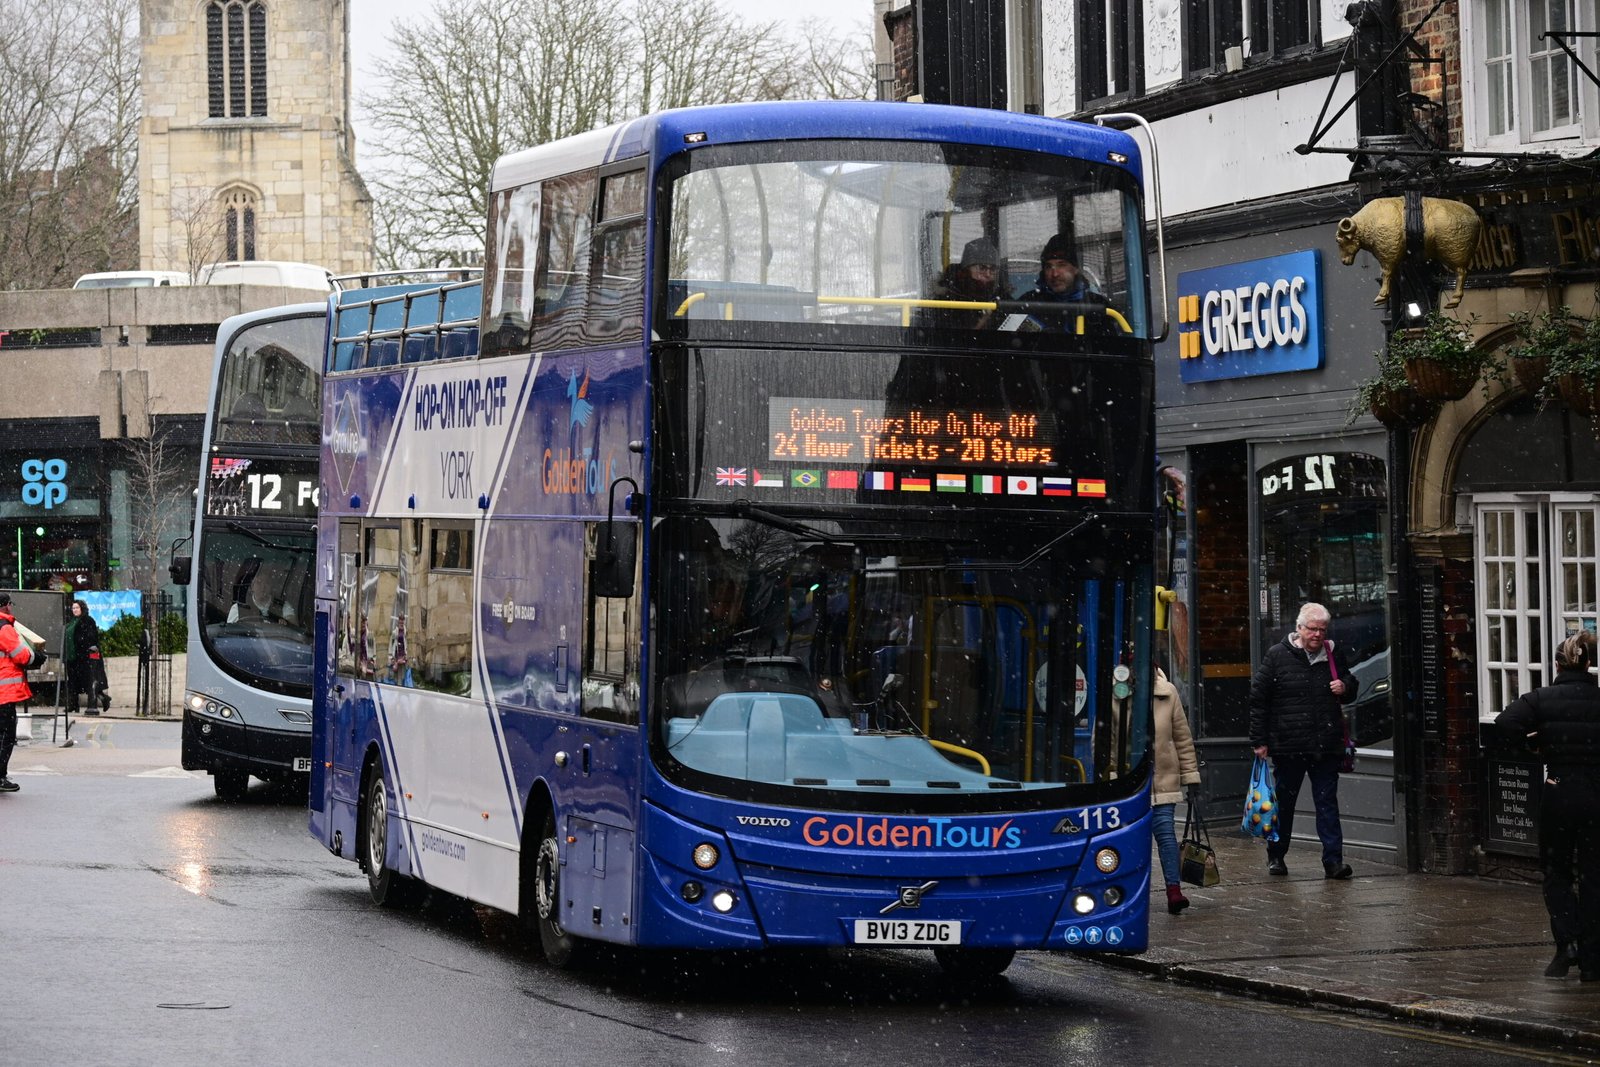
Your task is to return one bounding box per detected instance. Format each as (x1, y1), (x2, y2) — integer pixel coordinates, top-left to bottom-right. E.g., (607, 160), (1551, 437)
(711, 890), (736, 913)
(1102, 886), (1123, 907)
(199, 722), (212, 735)
(220, 706), (234, 718)
(1072, 893), (1095, 915)
(1094, 847), (1120, 874)
(681, 881), (703, 903)
(692, 842), (720, 870)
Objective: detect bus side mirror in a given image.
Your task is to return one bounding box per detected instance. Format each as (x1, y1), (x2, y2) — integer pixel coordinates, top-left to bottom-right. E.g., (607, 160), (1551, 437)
(169, 555), (192, 586)
(590, 523), (637, 599)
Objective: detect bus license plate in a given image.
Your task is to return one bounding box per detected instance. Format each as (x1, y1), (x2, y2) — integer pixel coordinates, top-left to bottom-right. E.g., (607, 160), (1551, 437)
(853, 919), (961, 945)
(293, 758), (312, 772)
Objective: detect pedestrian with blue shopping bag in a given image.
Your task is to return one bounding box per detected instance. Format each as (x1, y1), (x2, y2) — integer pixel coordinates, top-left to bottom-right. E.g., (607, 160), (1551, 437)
(1248, 602), (1358, 879)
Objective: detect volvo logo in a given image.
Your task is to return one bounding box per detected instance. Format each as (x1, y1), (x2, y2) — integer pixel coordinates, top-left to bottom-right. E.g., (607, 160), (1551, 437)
(734, 816), (791, 827)
(879, 880), (938, 914)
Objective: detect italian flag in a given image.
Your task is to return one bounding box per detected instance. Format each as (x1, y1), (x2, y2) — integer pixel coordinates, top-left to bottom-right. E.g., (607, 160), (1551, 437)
(972, 474), (1002, 493)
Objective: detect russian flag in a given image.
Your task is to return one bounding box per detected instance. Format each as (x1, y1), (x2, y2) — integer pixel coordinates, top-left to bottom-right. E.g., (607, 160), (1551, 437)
(1042, 477), (1073, 496)
(867, 471), (895, 491)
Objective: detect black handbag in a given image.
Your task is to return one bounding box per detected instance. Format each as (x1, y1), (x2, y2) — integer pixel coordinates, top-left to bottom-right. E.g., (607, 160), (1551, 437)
(1180, 805), (1221, 887)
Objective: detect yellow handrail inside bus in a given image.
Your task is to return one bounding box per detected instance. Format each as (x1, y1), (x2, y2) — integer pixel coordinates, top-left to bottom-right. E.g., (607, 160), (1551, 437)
(1075, 307), (1134, 335)
(927, 738), (991, 776)
(673, 291), (707, 316)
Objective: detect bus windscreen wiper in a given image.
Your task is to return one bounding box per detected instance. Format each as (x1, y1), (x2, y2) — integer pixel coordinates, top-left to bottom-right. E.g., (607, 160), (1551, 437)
(728, 502), (906, 544)
(883, 513), (1101, 572)
(226, 521), (313, 553)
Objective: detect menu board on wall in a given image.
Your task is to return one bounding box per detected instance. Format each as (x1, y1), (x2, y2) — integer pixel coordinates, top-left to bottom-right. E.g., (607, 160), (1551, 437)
(1484, 757), (1542, 858)
(1418, 565), (1442, 739)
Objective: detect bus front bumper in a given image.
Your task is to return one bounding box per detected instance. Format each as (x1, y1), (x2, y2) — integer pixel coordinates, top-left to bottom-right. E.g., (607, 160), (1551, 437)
(181, 710), (310, 779)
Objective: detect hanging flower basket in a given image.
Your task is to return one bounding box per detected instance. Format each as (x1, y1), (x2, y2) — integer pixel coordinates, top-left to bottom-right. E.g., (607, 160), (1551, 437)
(1403, 356), (1478, 402)
(1557, 374), (1600, 417)
(1511, 352), (1551, 392)
(1368, 381), (1439, 427)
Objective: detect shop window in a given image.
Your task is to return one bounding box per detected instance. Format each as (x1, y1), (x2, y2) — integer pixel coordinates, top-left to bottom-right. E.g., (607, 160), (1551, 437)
(1476, 497), (1600, 721)
(1465, 0), (1598, 148)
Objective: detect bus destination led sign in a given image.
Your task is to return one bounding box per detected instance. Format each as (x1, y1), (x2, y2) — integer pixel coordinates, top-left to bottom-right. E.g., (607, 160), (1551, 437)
(768, 398), (1057, 468)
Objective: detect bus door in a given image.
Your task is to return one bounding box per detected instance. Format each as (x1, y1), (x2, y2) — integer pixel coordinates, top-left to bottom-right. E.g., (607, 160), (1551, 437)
(557, 520), (644, 942)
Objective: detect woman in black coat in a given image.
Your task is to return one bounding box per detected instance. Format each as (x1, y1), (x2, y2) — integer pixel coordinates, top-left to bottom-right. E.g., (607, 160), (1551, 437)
(63, 599), (108, 715)
(1497, 630), (1600, 981)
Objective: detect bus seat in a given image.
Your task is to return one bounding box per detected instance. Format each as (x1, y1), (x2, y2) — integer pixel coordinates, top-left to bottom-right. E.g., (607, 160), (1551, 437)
(402, 336), (437, 364)
(443, 328), (473, 359)
(370, 339), (401, 367)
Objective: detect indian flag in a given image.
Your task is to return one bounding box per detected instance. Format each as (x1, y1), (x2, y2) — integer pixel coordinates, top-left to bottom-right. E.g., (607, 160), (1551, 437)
(1077, 478), (1107, 498)
(972, 474), (1002, 494)
(867, 471), (895, 491)
(936, 473), (965, 492)
(901, 476), (931, 492)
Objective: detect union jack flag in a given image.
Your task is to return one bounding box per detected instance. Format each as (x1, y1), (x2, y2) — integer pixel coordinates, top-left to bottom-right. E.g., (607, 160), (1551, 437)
(715, 467), (748, 486)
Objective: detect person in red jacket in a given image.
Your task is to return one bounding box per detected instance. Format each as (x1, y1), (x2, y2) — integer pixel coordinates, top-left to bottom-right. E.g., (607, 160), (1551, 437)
(0, 593), (40, 793)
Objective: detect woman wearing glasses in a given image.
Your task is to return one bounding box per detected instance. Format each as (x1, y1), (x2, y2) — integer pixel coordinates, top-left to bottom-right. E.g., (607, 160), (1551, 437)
(1248, 602), (1360, 880)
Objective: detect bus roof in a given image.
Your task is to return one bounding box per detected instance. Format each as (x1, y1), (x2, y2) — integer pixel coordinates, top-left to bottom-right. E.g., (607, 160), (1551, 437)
(491, 100), (1144, 193)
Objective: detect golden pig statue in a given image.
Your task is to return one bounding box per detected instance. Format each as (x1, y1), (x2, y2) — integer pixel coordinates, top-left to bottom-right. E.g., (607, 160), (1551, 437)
(1335, 196), (1482, 309)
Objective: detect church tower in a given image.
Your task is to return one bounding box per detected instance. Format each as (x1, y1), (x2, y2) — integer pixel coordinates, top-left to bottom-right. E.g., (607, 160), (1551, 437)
(138, 0), (373, 275)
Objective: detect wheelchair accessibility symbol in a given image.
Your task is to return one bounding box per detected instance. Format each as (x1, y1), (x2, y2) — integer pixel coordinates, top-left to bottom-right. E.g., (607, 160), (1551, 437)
(1064, 927), (1083, 946)
(1106, 926), (1124, 946)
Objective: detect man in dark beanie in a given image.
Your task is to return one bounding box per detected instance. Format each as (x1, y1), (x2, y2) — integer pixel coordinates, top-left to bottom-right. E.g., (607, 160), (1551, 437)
(0, 592), (40, 793)
(918, 237), (1008, 329)
(1019, 233), (1112, 333)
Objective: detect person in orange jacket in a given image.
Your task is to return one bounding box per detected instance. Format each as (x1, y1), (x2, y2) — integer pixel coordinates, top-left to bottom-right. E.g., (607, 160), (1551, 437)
(0, 593), (41, 793)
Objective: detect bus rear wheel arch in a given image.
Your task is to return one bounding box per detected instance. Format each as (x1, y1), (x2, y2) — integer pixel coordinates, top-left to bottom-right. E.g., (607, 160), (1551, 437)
(359, 754), (423, 909)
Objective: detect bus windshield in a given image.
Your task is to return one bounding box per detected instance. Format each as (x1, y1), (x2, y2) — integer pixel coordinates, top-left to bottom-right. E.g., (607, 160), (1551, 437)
(654, 514), (1150, 809)
(213, 315), (324, 447)
(658, 139), (1148, 344)
(196, 526), (315, 696)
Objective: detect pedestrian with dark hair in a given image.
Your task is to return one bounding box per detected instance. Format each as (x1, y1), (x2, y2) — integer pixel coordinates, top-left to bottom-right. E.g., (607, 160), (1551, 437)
(64, 598), (108, 715)
(1249, 601), (1359, 879)
(0, 593), (41, 793)
(1496, 630), (1600, 981)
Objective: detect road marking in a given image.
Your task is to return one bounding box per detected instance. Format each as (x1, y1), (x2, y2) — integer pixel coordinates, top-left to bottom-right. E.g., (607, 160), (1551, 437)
(129, 767), (199, 778)
(10, 765), (62, 776)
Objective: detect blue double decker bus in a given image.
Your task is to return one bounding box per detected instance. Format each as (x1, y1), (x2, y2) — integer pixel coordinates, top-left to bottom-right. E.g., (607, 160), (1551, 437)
(310, 101), (1164, 976)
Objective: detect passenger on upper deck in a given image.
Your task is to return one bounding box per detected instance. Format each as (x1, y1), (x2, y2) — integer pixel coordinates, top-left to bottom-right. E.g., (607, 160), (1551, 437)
(917, 237), (1009, 330)
(1017, 234), (1116, 335)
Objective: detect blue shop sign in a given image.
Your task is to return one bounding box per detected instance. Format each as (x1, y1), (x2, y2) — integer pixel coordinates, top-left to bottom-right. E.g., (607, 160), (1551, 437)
(1176, 250), (1324, 383)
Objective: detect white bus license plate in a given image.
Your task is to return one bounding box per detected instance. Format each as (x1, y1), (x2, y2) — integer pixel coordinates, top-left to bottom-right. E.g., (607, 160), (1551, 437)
(293, 758), (312, 772)
(853, 919), (961, 945)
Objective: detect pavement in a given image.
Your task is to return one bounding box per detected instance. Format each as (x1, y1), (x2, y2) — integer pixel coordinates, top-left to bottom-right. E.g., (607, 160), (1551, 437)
(1113, 829), (1600, 1054)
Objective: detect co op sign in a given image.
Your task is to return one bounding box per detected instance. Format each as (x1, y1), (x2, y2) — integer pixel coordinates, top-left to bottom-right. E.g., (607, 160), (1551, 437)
(1175, 250), (1324, 383)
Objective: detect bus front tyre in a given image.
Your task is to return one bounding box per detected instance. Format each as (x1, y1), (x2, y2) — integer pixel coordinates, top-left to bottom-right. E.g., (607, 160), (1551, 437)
(532, 812), (583, 968)
(362, 769), (422, 908)
(213, 768), (250, 802)
(934, 946), (1016, 978)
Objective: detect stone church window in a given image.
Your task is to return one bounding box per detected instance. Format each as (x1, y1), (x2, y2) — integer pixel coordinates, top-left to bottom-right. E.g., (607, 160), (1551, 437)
(222, 189), (258, 260)
(207, 1), (268, 119)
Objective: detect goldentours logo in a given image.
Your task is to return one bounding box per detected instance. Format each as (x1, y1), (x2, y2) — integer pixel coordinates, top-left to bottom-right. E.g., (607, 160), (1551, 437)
(802, 815), (1022, 851)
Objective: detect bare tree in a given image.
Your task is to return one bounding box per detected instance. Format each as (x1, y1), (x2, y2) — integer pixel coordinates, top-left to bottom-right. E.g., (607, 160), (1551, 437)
(0, 0), (139, 288)
(169, 186), (230, 281)
(362, 0), (872, 270)
(120, 421), (192, 715)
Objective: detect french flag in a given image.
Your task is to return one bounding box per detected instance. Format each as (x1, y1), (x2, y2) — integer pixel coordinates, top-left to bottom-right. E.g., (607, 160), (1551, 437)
(867, 471), (895, 491)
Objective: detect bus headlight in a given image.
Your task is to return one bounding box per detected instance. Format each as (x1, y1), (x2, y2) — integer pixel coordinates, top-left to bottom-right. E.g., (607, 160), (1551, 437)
(711, 890), (737, 913)
(1102, 886), (1123, 907)
(692, 843), (720, 870)
(1094, 847), (1120, 874)
(1072, 893), (1095, 915)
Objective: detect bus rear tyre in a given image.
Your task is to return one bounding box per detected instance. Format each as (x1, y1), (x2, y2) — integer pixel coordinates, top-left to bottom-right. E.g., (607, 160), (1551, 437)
(934, 946), (1016, 978)
(532, 812), (583, 968)
(213, 768), (250, 802)
(362, 768), (422, 908)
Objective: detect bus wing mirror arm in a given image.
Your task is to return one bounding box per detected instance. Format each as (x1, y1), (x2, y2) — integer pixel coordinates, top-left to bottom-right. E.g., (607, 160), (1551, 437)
(591, 477), (641, 599)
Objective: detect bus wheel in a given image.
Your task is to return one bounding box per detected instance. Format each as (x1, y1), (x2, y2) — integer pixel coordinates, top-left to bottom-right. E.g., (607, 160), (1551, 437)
(934, 946), (1016, 978)
(362, 768), (422, 908)
(213, 768), (250, 802)
(532, 812), (583, 968)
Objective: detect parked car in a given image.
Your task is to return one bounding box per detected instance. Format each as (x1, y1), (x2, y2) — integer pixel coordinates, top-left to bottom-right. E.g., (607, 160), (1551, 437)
(198, 261), (335, 291)
(73, 270), (190, 289)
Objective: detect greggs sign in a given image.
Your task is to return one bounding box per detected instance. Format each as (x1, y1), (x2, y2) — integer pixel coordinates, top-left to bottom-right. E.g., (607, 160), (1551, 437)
(1175, 250), (1324, 383)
